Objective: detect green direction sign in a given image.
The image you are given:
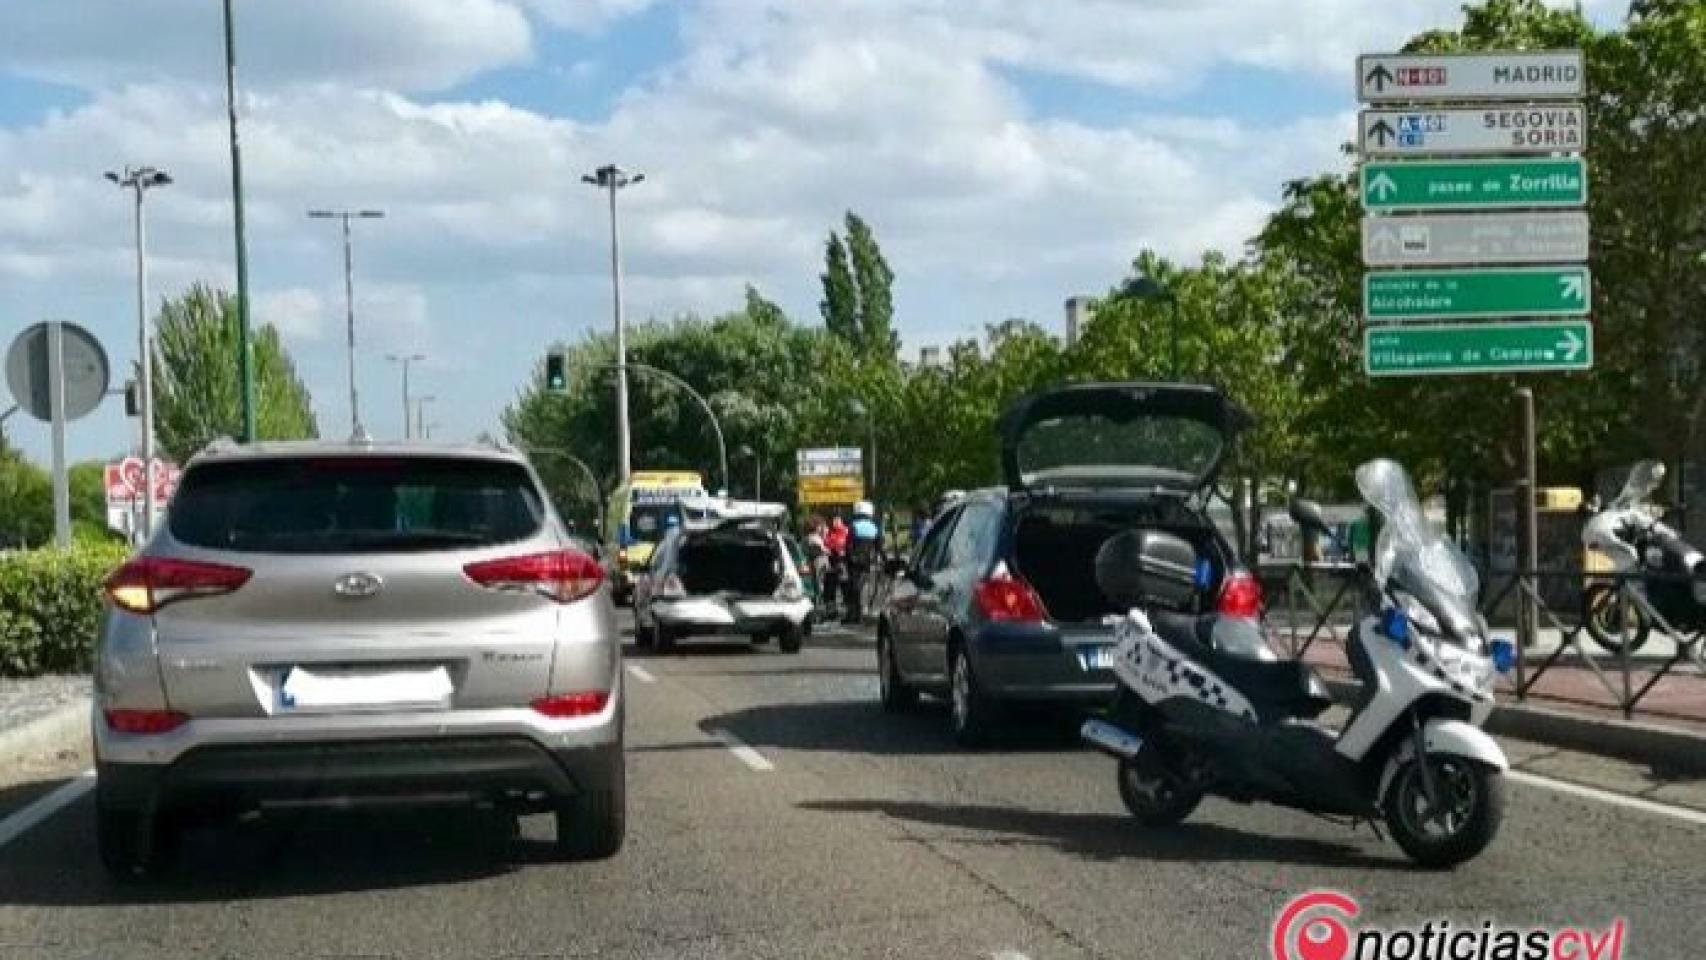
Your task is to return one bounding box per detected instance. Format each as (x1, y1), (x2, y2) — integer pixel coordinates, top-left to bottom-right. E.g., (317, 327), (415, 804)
(1364, 266), (1589, 321)
(1365, 321), (1592, 376)
(1361, 158), (1588, 212)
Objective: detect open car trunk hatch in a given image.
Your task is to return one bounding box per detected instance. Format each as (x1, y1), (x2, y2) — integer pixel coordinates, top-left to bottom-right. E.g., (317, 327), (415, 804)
(1010, 502), (1227, 625)
(678, 530), (783, 598)
(997, 382), (1252, 495)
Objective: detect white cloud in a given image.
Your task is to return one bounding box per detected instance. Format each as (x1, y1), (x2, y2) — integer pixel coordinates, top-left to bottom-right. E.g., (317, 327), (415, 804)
(0, 0), (533, 93)
(256, 288), (327, 342)
(519, 0), (662, 31)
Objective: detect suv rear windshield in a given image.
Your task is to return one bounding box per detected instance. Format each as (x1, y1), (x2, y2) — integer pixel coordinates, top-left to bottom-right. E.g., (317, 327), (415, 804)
(170, 456), (546, 553)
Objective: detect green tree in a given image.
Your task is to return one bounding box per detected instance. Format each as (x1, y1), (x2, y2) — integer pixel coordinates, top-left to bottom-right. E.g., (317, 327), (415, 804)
(845, 212), (898, 357)
(819, 233), (859, 345)
(68, 462), (106, 528)
(152, 284), (319, 461)
(0, 452), (51, 547)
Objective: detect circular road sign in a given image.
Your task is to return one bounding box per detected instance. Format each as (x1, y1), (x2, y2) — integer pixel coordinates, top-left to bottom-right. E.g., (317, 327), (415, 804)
(5, 321), (111, 422)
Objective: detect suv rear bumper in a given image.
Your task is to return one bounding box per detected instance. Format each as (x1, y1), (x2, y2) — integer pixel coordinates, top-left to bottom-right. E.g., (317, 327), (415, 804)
(98, 735), (621, 814)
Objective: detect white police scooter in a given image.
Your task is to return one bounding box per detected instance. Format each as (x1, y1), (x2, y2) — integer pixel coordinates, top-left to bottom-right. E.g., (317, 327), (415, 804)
(1082, 459), (1515, 868)
(1580, 459), (1706, 654)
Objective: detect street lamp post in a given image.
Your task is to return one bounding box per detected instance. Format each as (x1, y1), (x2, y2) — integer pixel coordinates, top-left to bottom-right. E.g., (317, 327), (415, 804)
(738, 444), (762, 500)
(307, 208), (385, 439)
(415, 395), (436, 440)
(582, 165), (644, 488)
(106, 165), (172, 539)
(848, 400), (877, 503)
(222, 0), (257, 443)
(386, 353), (426, 440)
(1123, 275), (1177, 376)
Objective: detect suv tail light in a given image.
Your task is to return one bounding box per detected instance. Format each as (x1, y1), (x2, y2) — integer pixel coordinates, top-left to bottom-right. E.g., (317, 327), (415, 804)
(776, 578), (805, 601)
(975, 565), (1048, 624)
(104, 709), (190, 735)
(104, 557), (253, 615)
(464, 548), (604, 604)
(1217, 570), (1263, 619)
(530, 691), (609, 718)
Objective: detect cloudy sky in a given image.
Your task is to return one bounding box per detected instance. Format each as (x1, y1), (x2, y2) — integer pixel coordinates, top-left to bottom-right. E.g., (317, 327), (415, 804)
(1, 0), (1628, 464)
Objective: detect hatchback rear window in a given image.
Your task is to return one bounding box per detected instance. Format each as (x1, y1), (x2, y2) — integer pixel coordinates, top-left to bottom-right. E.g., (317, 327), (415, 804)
(170, 456), (546, 553)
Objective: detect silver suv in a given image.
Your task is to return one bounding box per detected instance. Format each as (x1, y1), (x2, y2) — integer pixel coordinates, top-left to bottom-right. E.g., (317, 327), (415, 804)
(92, 440), (624, 875)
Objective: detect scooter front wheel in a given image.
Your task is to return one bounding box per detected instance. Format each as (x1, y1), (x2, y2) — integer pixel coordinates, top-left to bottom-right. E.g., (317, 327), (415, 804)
(1117, 749), (1202, 827)
(1384, 756), (1505, 869)
(1582, 583), (1652, 654)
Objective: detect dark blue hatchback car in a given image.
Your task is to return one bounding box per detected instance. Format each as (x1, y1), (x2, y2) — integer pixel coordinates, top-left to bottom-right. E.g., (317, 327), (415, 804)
(876, 381), (1264, 747)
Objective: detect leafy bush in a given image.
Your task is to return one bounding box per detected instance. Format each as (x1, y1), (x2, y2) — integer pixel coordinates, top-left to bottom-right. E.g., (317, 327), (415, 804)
(0, 543), (130, 677)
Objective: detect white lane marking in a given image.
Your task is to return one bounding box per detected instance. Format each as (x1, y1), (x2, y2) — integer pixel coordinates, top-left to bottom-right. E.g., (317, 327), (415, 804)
(0, 770), (95, 850)
(1510, 770), (1706, 827)
(625, 664), (657, 683)
(990, 952), (1033, 960)
(707, 727), (774, 772)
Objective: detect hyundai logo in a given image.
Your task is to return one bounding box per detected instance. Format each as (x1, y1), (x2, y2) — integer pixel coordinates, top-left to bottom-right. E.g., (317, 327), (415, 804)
(332, 572), (385, 598)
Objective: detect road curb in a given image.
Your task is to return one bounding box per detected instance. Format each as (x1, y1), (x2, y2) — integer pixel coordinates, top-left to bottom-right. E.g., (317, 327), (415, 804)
(0, 700), (89, 767)
(1324, 679), (1706, 776)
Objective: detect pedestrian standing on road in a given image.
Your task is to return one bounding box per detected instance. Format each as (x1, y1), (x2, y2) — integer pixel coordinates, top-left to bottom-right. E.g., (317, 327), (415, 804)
(823, 516), (849, 619)
(844, 501), (881, 625)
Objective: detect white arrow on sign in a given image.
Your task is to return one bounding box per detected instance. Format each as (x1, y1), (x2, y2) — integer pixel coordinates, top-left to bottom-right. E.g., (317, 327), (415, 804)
(1367, 172), (1398, 201)
(1559, 274), (1586, 302)
(1557, 328), (1584, 362)
(1369, 228), (1400, 257)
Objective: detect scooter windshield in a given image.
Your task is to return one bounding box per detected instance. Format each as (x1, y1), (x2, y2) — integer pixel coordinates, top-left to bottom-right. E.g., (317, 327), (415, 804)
(1355, 459), (1482, 646)
(1612, 459), (1665, 510)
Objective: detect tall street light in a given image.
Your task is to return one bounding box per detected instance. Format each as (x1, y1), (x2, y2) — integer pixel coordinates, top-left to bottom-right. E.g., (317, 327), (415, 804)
(222, 0), (256, 442)
(307, 208), (385, 440)
(415, 394), (436, 441)
(106, 165), (171, 540)
(386, 353), (426, 440)
(847, 399), (877, 503)
(1123, 275), (1177, 376)
(582, 164), (644, 488)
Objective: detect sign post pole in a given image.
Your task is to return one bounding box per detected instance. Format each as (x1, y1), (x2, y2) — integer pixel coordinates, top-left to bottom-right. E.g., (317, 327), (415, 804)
(48, 322), (70, 548)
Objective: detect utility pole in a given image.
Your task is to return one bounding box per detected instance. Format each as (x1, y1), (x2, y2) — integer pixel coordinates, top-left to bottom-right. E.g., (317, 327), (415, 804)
(387, 353), (426, 440)
(222, 0), (256, 442)
(307, 209), (385, 439)
(582, 165), (644, 487)
(106, 166), (171, 539)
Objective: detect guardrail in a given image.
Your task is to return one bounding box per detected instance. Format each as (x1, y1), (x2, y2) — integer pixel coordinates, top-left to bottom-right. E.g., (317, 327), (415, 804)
(1257, 561), (1706, 719)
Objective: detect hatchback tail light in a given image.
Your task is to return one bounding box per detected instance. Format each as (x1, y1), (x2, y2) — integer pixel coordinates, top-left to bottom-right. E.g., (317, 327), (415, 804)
(530, 691), (610, 718)
(464, 548), (604, 604)
(1217, 570), (1263, 619)
(104, 709), (190, 735)
(974, 566), (1048, 624)
(655, 573), (686, 598)
(104, 557), (252, 615)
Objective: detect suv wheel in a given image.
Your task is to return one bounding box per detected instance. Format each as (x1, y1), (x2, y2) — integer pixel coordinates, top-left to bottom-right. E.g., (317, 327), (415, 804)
(949, 644), (998, 748)
(878, 630), (917, 711)
(96, 798), (175, 879)
(777, 623), (804, 654)
(555, 752), (626, 861)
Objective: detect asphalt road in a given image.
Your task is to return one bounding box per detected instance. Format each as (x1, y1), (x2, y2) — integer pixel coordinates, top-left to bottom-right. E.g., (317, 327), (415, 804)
(0, 616), (1702, 959)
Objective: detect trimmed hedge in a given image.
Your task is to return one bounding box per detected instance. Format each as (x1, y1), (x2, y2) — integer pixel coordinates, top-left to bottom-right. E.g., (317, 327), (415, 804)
(0, 544), (130, 677)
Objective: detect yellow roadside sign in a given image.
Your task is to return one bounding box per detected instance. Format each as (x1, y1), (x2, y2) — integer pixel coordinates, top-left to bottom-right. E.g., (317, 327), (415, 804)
(798, 474), (864, 505)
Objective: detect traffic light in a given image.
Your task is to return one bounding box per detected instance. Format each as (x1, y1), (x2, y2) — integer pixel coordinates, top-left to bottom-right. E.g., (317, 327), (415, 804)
(545, 352), (567, 393)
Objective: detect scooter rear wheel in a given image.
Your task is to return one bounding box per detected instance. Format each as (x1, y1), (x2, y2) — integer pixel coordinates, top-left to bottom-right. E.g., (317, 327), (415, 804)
(1117, 749), (1202, 826)
(1384, 756), (1504, 869)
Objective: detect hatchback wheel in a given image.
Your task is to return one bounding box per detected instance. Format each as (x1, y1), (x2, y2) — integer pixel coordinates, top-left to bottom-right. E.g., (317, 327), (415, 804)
(878, 630), (917, 711)
(949, 645), (998, 748)
(777, 623), (804, 654)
